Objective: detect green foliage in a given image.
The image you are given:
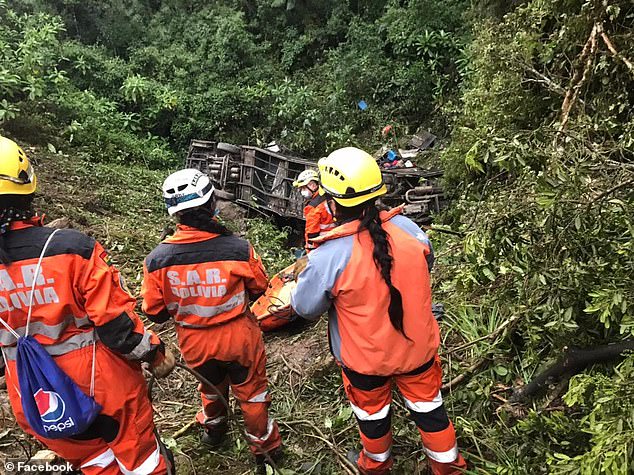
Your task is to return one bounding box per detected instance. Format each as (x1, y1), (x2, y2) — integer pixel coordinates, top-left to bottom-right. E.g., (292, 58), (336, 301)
(438, 0), (634, 471)
(1, 0), (471, 159)
(0, 1), (175, 166)
(550, 354), (634, 474)
(244, 218), (294, 274)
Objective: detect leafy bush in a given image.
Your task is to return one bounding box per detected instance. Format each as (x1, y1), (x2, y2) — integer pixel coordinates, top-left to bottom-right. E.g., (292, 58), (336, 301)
(550, 354), (634, 474)
(438, 0), (634, 470)
(2, 0), (472, 158)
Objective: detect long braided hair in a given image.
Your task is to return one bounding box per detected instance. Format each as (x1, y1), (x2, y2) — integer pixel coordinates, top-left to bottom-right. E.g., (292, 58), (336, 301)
(335, 198), (406, 338)
(0, 194), (35, 265)
(177, 196), (232, 236)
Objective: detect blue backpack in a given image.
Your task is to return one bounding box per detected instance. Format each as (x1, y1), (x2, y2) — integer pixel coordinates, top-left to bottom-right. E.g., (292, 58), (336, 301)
(0, 230), (101, 439)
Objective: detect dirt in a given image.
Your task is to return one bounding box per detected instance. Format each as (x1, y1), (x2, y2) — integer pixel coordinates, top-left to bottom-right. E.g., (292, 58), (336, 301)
(264, 319), (335, 386)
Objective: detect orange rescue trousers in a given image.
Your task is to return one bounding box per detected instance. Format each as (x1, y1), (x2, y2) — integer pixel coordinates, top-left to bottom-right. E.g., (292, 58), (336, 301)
(5, 343), (168, 475)
(342, 356), (467, 475)
(180, 314), (282, 455)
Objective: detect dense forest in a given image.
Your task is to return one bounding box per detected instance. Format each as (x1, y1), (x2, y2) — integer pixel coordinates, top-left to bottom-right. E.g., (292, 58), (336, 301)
(1, 0), (633, 473)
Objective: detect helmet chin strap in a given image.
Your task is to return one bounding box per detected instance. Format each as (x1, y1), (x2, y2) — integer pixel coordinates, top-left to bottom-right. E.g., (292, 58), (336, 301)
(325, 196), (338, 222)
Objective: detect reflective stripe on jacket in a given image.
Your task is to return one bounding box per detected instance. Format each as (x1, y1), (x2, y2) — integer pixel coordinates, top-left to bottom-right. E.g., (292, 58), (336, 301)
(141, 225), (268, 328)
(0, 219), (162, 366)
(304, 193), (335, 252)
(291, 208), (438, 375)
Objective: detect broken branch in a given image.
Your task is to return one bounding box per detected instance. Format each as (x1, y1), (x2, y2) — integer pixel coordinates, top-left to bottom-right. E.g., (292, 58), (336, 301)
(442, 358), (488, 392)
(557, 23), (599, 137)
(442, 314), (520, 357)
(510, 341), (634, 403)
(598, 23), (634, 75)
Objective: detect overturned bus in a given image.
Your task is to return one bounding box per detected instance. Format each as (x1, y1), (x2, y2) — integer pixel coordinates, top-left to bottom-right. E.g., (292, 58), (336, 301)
(184, 138), (445, 226)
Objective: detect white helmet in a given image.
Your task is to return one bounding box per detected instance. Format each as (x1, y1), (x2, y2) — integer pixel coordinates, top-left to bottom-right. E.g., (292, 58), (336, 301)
(162, 169), (215, 216)
(292, 169), (319, 188)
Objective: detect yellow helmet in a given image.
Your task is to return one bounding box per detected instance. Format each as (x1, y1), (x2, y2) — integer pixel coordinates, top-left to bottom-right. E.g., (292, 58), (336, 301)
(0, 137), (37, 195)
(292, 169), (319, 188)
(318, 147), (386, 207)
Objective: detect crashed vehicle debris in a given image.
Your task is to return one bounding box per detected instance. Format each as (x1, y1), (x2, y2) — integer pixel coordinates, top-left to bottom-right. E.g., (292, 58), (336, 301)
(184, 134), (446, 226)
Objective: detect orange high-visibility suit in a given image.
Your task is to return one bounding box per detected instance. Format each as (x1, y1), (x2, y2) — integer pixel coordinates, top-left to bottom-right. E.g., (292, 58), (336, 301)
(0, 219), (168, 475)
(303, 192), (335, 252)
(141, 225), (282, 455)
(291, 208), (467, 475)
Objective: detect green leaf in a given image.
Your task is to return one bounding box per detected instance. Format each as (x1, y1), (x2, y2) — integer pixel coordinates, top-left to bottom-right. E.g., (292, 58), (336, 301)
(324, 417), (332, 429)
(494, 365), (508, 376)
(482, 267), (496, 281)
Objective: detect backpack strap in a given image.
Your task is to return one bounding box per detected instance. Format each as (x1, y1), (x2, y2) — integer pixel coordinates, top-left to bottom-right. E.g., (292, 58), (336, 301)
(90, 334), (96, 397)
(25, 229), (60, 336)
(0, 230), (60, 337)
(0, 317), (20, 338)
(23, 228), (97, 397)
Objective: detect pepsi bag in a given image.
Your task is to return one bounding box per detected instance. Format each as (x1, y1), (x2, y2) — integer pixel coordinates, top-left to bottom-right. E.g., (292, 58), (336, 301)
(16, 335), (102, 439)
(0, 229), (101, 439)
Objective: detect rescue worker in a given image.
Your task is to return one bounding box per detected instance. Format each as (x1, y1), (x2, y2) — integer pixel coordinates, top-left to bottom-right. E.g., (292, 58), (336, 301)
(0, 136), (175, 475)
(290, 148), (467, 474)
(141, 169), (282, 472)
(292, 169), (335, 252)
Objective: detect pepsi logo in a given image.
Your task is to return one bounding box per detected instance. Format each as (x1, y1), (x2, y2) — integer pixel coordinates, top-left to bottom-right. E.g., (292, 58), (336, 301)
(34, 389), (66, 423)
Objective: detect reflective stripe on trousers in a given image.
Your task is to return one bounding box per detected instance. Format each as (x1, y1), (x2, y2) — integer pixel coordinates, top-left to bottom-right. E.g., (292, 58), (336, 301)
(245, 418), (275, 442)
(248, 390), (268, 403)
(364, 448), (391, 463)
(81, 439), (162, 475)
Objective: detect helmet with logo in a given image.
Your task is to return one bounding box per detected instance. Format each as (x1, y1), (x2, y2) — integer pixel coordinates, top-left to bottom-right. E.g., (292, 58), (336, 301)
(292, 169), (319, 188)
(0, 137), (37, 196)
(318, 147), (386, 207)
(162, 169), (215, 216)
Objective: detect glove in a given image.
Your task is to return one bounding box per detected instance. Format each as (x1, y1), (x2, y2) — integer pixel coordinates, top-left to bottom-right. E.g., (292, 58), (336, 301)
(151, 348), (176, 379)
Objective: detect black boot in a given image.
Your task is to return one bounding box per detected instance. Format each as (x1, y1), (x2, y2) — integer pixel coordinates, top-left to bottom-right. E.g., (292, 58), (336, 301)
(347, 449), (360, 468)
(255, 447), (284, 474)
(201, 422), (228, 448)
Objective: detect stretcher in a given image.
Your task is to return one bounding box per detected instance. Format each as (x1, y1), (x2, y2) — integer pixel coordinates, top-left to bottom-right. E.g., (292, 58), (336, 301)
(251, 260), (304, 332)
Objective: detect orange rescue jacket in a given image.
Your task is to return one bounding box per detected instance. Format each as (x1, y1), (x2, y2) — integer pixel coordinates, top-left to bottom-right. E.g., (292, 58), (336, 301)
(0, 218), (163, 376)
(291, 208), (438, 376)
(303, 192), (335, 252)
(141, 225), (268, 329)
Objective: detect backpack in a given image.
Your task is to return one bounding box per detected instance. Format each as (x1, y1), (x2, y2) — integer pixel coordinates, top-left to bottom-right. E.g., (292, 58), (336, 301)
(0, 229), (102, 439)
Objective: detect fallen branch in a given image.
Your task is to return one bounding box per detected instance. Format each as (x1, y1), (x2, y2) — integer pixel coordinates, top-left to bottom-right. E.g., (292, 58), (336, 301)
(279, 353), (303, 377)
(524, 66), (567, 97)
(442, 358), (488, 392)
(172, 419), (197, 439)
(510, 341), (634, 403)
(588, 179), (634, 205)
(598, 23), (634, 75)
(423, 225), (465, 237)
(557, 23), (599, 138)
(441, 314), (520, 357)
(282, 420), (357, 475)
